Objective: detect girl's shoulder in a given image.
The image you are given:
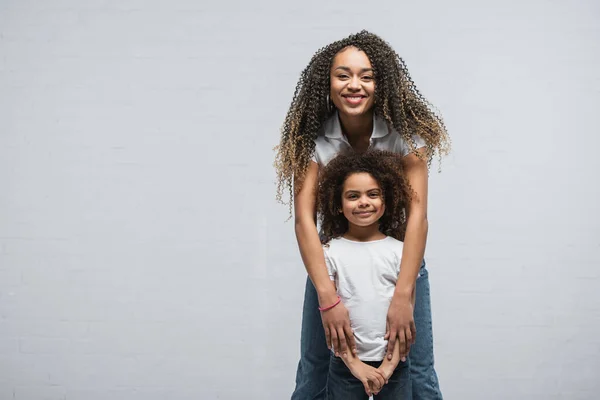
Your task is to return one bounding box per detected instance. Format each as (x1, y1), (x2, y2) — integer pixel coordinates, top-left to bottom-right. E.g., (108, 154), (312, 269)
(384, 236), (404, 251)
(329, 236), (397, 246)
(322, 236), (344, 248)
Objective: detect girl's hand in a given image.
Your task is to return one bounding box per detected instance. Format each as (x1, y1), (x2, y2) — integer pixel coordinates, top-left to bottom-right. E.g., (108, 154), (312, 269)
(345, 359), (386, 396)
(320, 298), (357, 357)
(385, 294), (416, 361)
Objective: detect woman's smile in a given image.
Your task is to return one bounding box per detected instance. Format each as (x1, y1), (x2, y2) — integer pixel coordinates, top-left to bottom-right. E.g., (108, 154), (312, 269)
(329, 47), (375, 117)
(343, 94), (367, 105)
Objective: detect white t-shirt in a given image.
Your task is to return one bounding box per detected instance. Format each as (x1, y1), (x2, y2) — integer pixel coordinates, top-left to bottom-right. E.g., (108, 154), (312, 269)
(324, 236), (404, 361)
(311, 111), (426, 167)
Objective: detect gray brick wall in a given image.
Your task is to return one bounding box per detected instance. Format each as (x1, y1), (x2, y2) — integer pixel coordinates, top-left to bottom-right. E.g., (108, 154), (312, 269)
(1, 0), (599, 399)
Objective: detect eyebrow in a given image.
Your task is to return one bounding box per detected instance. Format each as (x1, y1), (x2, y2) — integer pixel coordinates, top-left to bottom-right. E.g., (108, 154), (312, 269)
(334, 66), (373, 73)
(344, 188), (381, 194)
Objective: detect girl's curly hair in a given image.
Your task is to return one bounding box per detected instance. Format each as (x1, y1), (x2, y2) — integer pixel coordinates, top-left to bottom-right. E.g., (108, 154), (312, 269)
(274, 30), (450, 210)
(318, 150), (412, 244)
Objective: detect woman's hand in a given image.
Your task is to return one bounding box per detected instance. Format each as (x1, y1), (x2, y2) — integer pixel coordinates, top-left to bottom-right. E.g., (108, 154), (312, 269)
(385, 294), (416, 361)
(320, 297), (357, 357)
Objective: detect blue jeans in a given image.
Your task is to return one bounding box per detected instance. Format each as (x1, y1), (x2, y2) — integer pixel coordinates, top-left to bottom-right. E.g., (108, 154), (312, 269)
(327, 355), (411, 400)
(292, 261), (442, 400)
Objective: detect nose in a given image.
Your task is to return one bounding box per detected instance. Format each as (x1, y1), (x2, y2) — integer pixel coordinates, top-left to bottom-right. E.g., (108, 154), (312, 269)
(347, 76), (361, 91)
(358, 195), (370, 207)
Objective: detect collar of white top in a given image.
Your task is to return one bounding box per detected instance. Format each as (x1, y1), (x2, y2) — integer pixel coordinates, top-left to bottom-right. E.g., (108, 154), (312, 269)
(323, 111), (391, 140)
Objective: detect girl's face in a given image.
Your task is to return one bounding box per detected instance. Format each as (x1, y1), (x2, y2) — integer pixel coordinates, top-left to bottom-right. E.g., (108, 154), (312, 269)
(341, 172), (385, 227)
(329, 46), (375, 117)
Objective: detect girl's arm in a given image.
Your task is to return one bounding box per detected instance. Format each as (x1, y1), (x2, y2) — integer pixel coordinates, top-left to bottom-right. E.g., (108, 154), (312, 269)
(378, 337), (402, 382)
(340, 345), (386, 396)
(386, 148), (429, 361)
(294, 161), (357, 356)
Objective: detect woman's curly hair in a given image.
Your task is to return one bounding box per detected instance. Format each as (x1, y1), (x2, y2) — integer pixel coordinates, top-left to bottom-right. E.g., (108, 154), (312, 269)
(274, 30), (450, 210)
(318, 150), (412, 244)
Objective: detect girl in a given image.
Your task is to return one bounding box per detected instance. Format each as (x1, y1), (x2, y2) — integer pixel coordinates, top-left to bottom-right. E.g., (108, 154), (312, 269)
(274, 30), (450, 399)
(318, 150), (415, 399)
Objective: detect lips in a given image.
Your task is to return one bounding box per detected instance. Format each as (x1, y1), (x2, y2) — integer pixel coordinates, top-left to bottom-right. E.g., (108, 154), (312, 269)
(342, 94), (366, 105)
(354, 210), (375, 217)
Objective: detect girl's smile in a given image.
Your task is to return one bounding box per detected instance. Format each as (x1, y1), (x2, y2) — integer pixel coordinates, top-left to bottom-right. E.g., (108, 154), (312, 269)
(354, 209), (375, 217)
(341, 172), (385, 230)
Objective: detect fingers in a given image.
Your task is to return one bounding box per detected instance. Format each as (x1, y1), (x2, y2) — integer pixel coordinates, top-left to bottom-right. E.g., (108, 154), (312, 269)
(361, 379), (372, 396)
(336, 327), (347, 355)
(324, 327), (331, 350)
(368, 379), (381, 396)
(343, 322), (357, 355)
(371, 370), (386, 390)
(341, 351), (351, 364)
(398, 329), (408, 359)
(387, 326), (397, 360)
(384, 321), (390, 340)
(330, 327), (339, 355)
(368, 380), (379, 396)
(402, 328), (412, 362)
(405, 325), (413, 347)
(410, 320), (417, 345)
(366, 370), (386, 396)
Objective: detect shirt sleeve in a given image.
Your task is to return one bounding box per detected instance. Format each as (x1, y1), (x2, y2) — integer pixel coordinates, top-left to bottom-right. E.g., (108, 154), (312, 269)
(323, 247), (336, 281)
(311, 140), (320, 164)
(392, 241), (403, 276)
(399, 133), (427, 156)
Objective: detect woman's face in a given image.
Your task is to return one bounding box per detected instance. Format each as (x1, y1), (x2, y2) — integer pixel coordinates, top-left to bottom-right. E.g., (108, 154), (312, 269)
(329, 46), (375, 117)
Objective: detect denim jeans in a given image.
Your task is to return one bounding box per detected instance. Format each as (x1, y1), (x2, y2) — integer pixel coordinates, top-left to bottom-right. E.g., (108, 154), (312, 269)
(292, 261), (442, 400)
(327, 355), (411, 400)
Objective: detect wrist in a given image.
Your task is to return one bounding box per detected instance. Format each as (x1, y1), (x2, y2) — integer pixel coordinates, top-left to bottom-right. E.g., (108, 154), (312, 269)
(378, 363), (393, 378)
(317, 287), (339, 306)
(318, 296), (341, 312)
(393, 283), (414, 300)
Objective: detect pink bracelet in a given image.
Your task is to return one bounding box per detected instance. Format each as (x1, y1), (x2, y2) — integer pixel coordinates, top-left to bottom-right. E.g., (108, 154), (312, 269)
(318, 296), (341, 312)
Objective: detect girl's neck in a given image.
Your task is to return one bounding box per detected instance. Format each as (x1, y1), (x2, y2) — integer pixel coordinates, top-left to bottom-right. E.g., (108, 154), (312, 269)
(338, 111), (374, 149)
(343, 223), (386, 242)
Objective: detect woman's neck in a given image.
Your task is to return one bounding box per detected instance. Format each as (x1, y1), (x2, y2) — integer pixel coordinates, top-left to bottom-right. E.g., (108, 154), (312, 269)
(338, 111), (374, 152)
(343, 223), (386, 242)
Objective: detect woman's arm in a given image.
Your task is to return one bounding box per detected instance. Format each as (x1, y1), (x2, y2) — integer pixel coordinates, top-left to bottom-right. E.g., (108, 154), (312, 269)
(380, 289), (416, 378)
(386, 148), (429, 360)
(294, 161), (357, 356)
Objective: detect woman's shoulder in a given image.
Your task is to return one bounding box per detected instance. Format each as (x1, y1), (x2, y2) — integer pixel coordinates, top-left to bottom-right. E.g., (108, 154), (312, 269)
(373, 115), (426, 155)
(313, 117), (342, 166)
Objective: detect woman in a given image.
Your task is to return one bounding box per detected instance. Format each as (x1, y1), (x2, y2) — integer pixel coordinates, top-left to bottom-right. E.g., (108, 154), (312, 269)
(275, 30), (450, 399)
